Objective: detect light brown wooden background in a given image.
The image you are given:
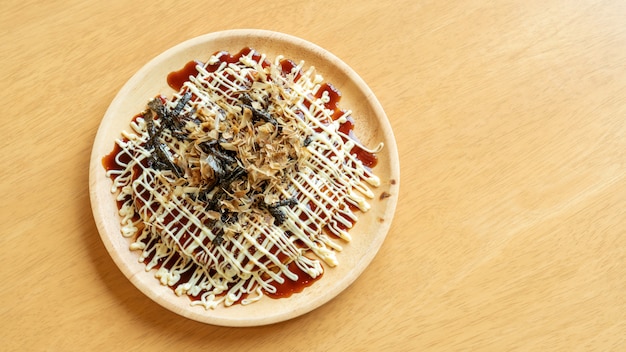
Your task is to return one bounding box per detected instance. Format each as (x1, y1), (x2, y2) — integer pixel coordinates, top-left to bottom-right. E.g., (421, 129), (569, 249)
(2, 0), (625, 351)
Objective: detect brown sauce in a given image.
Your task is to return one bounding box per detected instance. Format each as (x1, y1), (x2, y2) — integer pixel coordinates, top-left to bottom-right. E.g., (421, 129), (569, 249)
(315, 83), (342, 116)
(167, 60), (201, 91)
(264, 261), (323, 299)
(102, 141), (128, 176)
(279, 58), (302, 81)
(104, 47), (380, 304)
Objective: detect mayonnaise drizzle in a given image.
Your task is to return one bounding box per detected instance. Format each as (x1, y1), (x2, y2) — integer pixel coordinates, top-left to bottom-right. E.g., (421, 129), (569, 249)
(106, 49), (382, 308)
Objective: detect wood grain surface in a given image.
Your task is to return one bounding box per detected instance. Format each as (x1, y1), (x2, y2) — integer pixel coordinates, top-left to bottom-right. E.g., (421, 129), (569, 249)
(1, 0), (625, 350)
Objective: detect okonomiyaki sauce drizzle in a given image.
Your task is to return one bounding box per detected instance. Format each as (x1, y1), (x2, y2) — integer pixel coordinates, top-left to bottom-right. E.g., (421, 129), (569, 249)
(103, 47), (382, 308)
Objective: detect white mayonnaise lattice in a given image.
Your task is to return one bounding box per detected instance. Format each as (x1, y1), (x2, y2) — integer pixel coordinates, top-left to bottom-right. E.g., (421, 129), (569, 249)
(106, 48), (382, 308)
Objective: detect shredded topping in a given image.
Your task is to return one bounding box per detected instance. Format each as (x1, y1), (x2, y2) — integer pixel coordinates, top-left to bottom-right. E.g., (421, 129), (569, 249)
(105, 48), (382, 308)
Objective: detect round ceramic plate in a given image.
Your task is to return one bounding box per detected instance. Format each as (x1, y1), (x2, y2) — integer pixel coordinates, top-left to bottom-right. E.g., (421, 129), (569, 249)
(89, 29), (399, 327)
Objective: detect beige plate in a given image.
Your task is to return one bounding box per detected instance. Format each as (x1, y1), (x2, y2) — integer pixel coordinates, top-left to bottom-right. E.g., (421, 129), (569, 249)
(89, 29), (400, 327)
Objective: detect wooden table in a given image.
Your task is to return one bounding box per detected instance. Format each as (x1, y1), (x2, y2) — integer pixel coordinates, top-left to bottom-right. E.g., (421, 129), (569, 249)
(2, 1), (625, 350)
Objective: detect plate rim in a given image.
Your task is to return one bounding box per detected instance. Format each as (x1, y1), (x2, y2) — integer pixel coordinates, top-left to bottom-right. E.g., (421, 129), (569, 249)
(89, 29), (400, 327)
